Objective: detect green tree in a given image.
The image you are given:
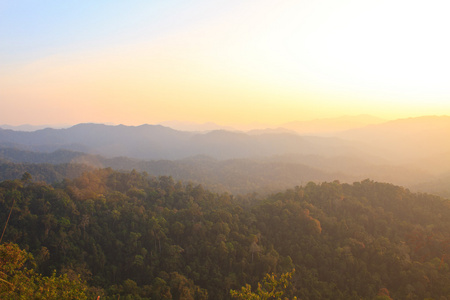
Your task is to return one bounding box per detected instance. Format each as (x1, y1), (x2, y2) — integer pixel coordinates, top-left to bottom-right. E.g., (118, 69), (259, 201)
(0, 242), (93, 299)
(230, 269), (297, 300)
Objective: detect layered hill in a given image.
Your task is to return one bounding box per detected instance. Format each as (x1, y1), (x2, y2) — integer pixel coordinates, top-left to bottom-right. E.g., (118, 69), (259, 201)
(1, 116), (449, 196)
(0, 123), (367, 161)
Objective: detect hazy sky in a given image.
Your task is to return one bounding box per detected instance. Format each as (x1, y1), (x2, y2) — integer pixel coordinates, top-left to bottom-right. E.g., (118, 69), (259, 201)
(1, 0), (450, 127)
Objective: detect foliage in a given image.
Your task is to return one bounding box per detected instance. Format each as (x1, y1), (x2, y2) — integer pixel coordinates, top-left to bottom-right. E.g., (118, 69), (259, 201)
(0, 242), (92, 299)
(0, 160), (93, 184)
(230, 269), (297, 300)
(1, 170), (450, 298)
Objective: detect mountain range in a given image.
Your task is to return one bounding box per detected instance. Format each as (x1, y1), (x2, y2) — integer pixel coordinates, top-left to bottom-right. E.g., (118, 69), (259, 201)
(0, 123), (363, 160)
(0, 116), (450, 194)
(0, 115), (449, 196)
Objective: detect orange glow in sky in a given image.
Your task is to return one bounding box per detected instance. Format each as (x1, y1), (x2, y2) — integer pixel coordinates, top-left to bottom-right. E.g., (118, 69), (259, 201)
(1, 0), (450, 127)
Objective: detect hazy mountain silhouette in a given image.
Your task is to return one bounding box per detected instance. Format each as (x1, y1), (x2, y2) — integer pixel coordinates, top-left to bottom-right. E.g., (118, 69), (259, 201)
(337, 115), (450, 173)
(1, 116), (450, 196)
(282, 114), (386, 135)
(0, 123), (365, 160)
(158, 120), (236, 132)
(0, 123), (192, 158)
(0, 124), (71, 131)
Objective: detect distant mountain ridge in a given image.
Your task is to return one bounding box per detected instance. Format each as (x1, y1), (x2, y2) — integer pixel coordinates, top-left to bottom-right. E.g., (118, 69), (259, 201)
(1, 115), (450, 196)
(157, 115), (387, 134)
(0, 124), (71, 131)
(158, 120), (236, 132)
(0, 123), (191, 159)
(0, 123), (363, 160)
(281, 114), (387, 135)
(337, 115), (450, 172)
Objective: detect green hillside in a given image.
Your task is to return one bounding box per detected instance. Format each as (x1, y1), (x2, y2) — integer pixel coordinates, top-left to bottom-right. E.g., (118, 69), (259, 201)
(1, 169), (450, 299)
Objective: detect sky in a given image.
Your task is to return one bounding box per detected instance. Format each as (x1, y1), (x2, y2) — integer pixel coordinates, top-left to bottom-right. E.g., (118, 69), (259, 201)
(1, 0), (450, 128)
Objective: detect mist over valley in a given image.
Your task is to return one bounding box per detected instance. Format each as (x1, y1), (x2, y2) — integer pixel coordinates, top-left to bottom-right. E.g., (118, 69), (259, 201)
(1, 115), (449, 197)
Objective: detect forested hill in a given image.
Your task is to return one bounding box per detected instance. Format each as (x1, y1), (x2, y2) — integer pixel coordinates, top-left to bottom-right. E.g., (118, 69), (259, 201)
(0, 154), (349, 196)
(1, 169), (450, 299)
(2, 116), (450, 197)
(0, 147), (436, 196)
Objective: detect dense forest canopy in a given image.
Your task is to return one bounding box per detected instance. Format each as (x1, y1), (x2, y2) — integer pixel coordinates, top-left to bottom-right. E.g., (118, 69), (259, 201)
(1, 169), (450, 299)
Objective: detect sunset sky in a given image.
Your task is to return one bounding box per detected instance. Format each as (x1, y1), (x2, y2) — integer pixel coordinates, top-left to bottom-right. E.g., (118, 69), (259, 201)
(1, 0), (450, 128)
